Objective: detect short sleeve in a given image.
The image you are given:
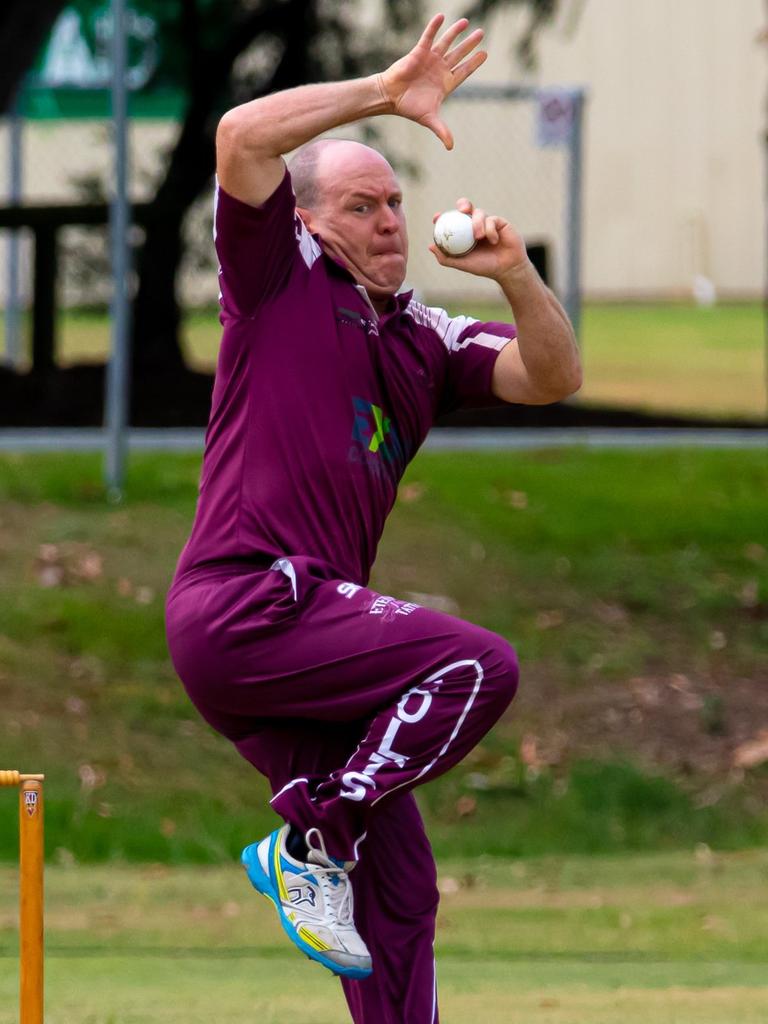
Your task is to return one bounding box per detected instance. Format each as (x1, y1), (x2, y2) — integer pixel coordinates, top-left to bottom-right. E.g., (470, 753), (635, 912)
(214, 167), (321, 318)
(441, 318), (517, 411)
(406, 303), (515, 414)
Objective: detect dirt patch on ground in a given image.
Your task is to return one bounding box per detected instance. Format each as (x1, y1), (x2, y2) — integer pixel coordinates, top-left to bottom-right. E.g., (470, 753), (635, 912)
(509, 667), (768, 790)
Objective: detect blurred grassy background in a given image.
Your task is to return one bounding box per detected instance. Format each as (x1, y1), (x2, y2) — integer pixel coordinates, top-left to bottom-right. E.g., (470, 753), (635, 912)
(2, 301), (764, 419)
(0, 448), (765, 863)
(3, 850), (768, 1023)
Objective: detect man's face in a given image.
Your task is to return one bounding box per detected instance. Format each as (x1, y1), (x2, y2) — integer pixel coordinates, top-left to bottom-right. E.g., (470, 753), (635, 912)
(298, 144), (408, 307)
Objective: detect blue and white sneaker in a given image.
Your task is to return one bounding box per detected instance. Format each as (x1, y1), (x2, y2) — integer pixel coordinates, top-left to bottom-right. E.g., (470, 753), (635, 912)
(241, 824), (372, 979)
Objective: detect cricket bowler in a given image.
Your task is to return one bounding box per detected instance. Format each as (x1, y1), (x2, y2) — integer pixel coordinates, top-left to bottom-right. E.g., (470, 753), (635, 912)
(166, 13), (581, 1022)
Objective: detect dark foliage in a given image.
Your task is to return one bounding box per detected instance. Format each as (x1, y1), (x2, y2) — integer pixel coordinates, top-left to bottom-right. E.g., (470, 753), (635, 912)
(0, 0), (68, 113)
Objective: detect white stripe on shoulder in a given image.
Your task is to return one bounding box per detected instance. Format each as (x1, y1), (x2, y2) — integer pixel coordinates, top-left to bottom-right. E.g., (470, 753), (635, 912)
(213, 176), (320, 270)
(294, 213), (322, 269)
(405, 299), (510, 352)
(405, 299), (479, 352)
(213, 177), (221, 243)
(455, 330), (510, 352)
(213, 181), (223, 297)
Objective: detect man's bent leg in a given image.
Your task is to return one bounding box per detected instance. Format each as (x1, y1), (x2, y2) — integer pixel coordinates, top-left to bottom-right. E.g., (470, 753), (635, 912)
(270, 620), (518, 861)
(171, 563), (518, 861)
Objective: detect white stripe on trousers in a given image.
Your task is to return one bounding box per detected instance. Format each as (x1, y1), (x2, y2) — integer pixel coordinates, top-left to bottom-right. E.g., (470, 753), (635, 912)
(371, 658), (484, 805)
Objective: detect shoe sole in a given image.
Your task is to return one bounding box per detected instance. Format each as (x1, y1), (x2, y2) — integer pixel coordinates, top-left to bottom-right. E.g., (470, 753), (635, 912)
(241, 841), (372, 980)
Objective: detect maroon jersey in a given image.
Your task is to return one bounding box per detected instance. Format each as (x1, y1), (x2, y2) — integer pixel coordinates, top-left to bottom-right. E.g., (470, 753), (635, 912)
(174, 168), (515, 586)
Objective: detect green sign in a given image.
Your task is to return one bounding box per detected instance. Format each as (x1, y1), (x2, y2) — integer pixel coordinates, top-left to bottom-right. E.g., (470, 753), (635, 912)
(22, 3), (186, 119)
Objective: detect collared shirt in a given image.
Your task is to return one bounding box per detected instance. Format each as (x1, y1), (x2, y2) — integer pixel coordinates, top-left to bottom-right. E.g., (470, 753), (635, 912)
(175, 169), (516, 586)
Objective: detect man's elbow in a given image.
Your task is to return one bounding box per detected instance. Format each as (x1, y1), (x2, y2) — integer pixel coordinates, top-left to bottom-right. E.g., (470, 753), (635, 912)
(535, 364), (582, 404)
(216, 108), (268, 158)
(217, 110), (247, 151)
(217, 109), (239, 147)
(562, 363), (583, 399)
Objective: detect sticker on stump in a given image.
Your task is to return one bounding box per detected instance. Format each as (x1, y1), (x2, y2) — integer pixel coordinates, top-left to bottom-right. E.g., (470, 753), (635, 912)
(24, 790), (39, 817)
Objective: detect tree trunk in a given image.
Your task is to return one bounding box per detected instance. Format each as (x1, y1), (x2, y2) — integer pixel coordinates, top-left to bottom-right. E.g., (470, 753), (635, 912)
(0, 0), (66, 113)
(130, 0), (318, 374)
(130, 111), (217, 373)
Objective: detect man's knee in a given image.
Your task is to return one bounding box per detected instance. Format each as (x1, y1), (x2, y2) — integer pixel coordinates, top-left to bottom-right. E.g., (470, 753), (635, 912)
(481, 632), (520, 712)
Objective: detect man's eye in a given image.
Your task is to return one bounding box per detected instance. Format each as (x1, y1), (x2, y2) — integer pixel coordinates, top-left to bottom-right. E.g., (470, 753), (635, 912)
(389, 198), (401, 208)
(354, 205), (370, 214)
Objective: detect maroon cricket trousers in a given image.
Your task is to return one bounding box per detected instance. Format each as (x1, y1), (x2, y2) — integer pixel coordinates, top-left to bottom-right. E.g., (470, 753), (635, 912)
(166, 555), (519, 1024)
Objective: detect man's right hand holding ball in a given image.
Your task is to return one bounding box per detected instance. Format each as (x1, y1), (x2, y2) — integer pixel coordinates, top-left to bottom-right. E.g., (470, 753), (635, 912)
(430, 198), (530, 285)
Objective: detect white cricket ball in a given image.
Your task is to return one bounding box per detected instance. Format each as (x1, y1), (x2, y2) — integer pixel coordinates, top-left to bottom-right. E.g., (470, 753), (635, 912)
(433, 210), (476, 257)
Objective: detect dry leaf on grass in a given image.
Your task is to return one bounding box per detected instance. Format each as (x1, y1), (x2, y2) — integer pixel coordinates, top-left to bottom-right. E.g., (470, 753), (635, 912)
(535, 609), (564, 630)
(732, 730), (768, 770)
(455, 795), (477, 817)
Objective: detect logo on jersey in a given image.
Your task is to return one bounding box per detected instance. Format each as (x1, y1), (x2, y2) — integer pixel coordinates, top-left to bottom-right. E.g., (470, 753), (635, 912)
(336, 307), (379, 337)
(348, 397), (405, 475)
(365, 594), (419, 621)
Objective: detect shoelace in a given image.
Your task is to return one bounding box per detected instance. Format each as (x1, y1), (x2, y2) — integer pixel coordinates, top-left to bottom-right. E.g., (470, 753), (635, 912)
(302, 827), (354, 927)
(288, 859), (353, 926)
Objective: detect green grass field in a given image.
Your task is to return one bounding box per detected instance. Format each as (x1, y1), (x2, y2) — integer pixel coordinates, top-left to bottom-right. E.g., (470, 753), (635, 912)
(0, 448), (766, 864)
(578, 303), (765, 418)
(2, 851), (768, 1022)
(3, 301), (764, 419)
(0, 449), (766, 1021)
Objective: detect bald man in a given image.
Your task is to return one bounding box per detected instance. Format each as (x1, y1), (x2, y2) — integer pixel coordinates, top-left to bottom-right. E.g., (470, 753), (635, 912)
(166, 13), (581, 1024)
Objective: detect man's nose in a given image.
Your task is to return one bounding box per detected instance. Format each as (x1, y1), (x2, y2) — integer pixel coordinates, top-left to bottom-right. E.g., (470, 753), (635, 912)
(378, 204), (400, 233)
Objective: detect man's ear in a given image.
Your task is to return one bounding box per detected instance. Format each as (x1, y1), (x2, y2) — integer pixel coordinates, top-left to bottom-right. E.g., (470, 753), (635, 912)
(296, 206), (315, 233)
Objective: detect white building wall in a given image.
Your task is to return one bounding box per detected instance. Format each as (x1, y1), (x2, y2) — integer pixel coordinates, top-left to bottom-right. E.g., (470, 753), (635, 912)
(0, 0), (764, 304)
(487, 0), (765, 298)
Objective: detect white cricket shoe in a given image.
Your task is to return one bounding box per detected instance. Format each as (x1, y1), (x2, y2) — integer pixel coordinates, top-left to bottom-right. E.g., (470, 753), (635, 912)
(241, 824), (372, 979)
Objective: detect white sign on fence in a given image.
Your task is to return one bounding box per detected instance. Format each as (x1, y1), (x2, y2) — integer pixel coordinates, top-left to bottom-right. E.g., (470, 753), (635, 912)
(536, 88), (577, 147)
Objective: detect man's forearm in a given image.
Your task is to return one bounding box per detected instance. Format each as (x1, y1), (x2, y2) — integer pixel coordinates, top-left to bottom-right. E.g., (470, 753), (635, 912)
(497, 261), (582, 402)
(220, 76), (392, 160)
(221, 13), (486, 161)
(216, 76), (394, 206)
(217, 15), (487, 207)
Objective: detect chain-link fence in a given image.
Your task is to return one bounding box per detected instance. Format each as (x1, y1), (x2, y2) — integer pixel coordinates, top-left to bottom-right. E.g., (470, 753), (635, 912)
(300, 84), (584, 331)
(0, 118), (178, 333)
(0, 84), (583, 355)
(373, 85), (584, 333)
(2, 76), (766, 457)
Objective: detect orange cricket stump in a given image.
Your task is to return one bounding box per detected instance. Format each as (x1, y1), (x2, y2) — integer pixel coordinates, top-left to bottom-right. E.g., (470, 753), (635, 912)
(1, 771), (45, 1024)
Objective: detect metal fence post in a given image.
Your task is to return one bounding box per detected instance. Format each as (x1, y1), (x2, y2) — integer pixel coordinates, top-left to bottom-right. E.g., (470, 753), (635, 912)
(5, 88), (24, 367)
(564, 88), (586, 341)
(104, 0), (132, 499)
